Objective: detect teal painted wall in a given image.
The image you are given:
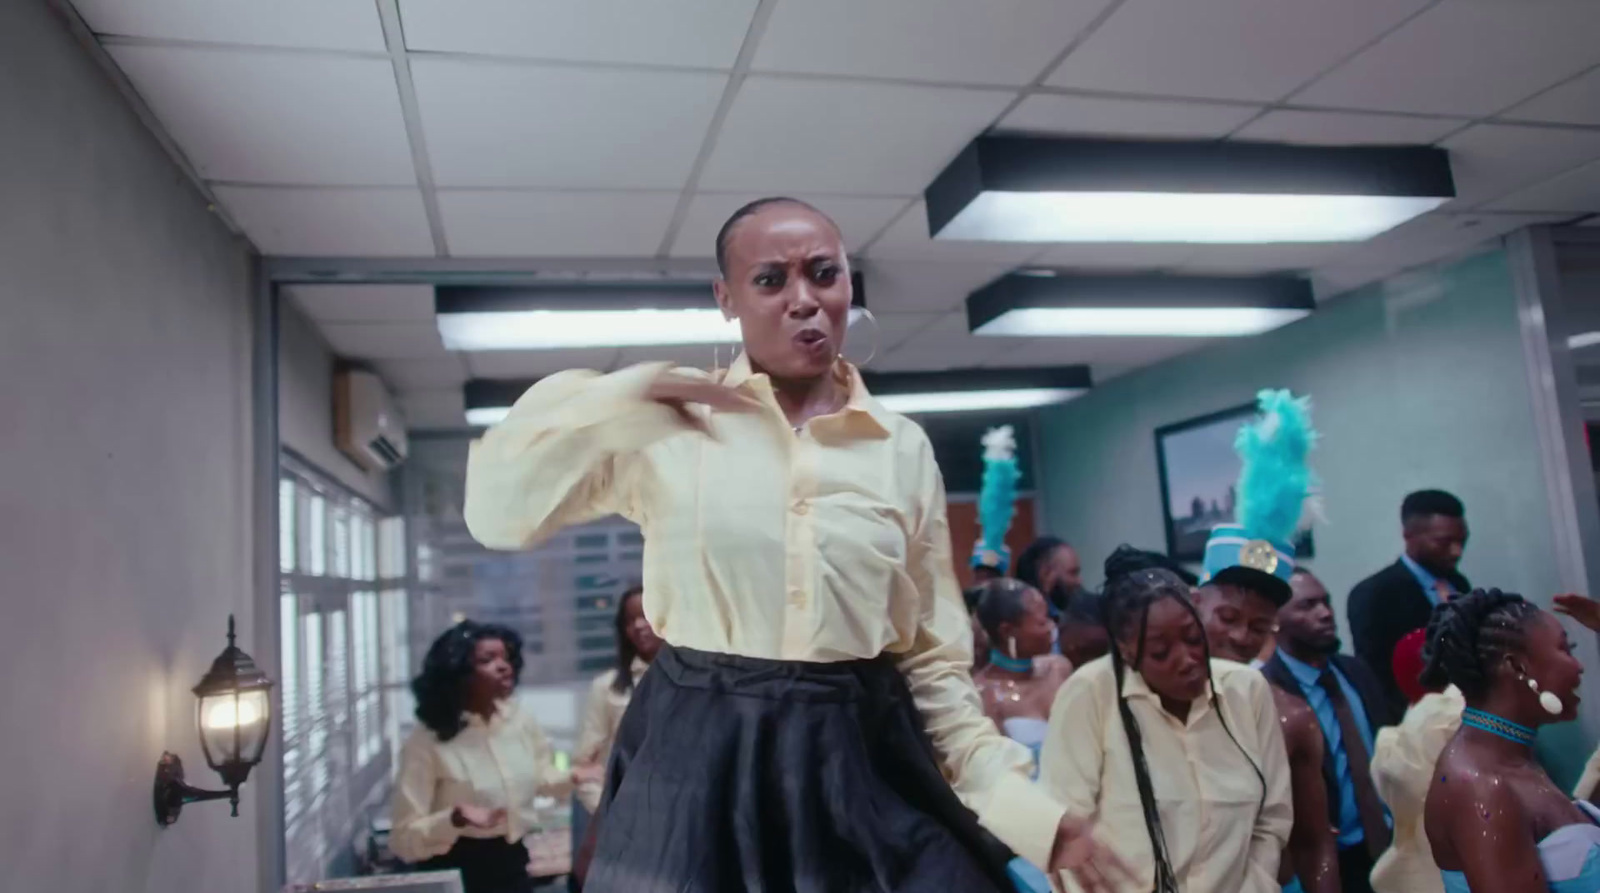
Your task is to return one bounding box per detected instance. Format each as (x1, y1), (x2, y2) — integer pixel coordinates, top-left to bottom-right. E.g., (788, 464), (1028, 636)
(1034, 247), (1596, 786)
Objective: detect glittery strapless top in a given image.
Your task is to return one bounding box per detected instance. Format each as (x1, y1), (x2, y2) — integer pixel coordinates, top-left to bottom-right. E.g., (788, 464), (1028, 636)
(1441, 800), (1600, 892)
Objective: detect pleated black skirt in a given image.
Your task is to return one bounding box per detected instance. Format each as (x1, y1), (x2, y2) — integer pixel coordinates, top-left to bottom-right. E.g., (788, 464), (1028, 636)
(584, 645), (1012, 893)
(418, 836), (534, 893)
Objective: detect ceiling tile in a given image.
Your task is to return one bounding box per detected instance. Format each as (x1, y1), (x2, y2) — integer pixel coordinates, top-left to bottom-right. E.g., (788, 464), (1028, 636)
(214, 186), (435, 256)
(319, 322), (448, 359)
(699, 78), (1014, 195)
(106, 45), (416, 185)
(73, 0), (385, 52)
(467, 349), (621, 379)
(870, 311), (1013, 371)
(1503, 66), (1600, 126)
(412, 58), (726, 189)
(1439, 124), (1600, 208)
(1032, 243), (1199, 269)
(859, 259), (1023, 313)
(438, 191), (681, 257)
(1313, 211), (1570, 282)
(1174, 244), (1352, 274)
(1233, 109), (1464, 145)
(752, 0), (1114, 86)
(1483, 160), (1600, 214)
(1296, 2), (1600, 116)
(670, 194), (906, 258)
(1047, 0), (1431, 102)
(286, 284), (436, 323)
(398, 389), (467, 428)
(865, 202), (1046, 264)
(998, 94), (1260, 139)
(397, 0), (758, 69)
(870, 313), (945, 352)
(374, 357), (470, 390)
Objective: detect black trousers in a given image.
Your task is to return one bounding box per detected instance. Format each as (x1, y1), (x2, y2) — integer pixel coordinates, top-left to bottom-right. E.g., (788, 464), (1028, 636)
(418, 836), (534, 893)
(585, 645), (1012, 893)
(1338, 843), (1377, 893)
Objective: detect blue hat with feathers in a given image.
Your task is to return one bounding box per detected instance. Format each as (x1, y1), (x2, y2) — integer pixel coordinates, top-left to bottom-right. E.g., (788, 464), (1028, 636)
(1201, 389), (1319, 606)
(972, 426), (1019, 572)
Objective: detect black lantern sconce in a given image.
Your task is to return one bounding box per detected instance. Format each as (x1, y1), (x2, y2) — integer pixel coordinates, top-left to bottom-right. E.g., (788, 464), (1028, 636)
(153, 615), (274, 826)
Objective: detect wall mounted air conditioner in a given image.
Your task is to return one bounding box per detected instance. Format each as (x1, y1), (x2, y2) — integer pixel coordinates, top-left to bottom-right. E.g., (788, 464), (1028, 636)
(335, 369), (408, 472)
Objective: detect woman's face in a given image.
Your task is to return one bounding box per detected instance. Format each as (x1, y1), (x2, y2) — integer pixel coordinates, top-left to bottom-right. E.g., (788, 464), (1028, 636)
(1517, 611), (1584, 722)
(468, 637), (516, 703)
(712, 203), (852, 381)
(622, 593), (661, 662)
(1001, 588), (1057, 659)
(1122, 596), (1209, 703)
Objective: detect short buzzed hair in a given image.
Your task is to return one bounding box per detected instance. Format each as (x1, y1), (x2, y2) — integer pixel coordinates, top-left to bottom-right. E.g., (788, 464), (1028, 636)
(1402, 489), (1464, 524)
(713, 196), (834, 276)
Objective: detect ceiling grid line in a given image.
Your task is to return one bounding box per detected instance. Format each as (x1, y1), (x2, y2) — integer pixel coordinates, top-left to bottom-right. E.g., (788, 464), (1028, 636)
(375, 0), (449, 257)
(95, 32), (391, 62)
(653, 0), (782, 258)
(854, 0), (1131, 258)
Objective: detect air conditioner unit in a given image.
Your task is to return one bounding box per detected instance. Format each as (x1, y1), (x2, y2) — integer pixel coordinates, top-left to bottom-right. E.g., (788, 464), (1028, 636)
(335, 369), (409, 472)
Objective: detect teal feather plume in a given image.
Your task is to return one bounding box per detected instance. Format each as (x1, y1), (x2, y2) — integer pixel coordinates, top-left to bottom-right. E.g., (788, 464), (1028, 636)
(1233, 389), (1318, 545)
(977, 426), (1020, 555)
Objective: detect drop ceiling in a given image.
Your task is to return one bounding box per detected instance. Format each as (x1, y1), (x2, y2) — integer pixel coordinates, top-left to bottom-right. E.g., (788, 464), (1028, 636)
(63, 0), (1600, 427)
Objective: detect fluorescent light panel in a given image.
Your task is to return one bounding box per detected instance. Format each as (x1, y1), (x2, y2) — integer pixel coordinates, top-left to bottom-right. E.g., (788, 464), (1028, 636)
(967, 272), (1314, 339)
(936, 192), (1446, 243)
(1569, 331), (1600, 350)
(466, 406), (511, 427)
(875, 388), (1084, 414)
(863, 366), (1092, 416)
(926, 136), (1455, 244)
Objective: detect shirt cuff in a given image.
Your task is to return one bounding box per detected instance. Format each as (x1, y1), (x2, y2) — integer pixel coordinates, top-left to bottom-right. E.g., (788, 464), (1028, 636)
(978, 772), (1067, 871)
(403, 809), (461, 860)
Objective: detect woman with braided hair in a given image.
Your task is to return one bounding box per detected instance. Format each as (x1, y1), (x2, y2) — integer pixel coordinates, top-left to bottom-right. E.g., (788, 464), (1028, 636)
(1421, 589), (1597, 892)
(1038, 549), (1292, 892)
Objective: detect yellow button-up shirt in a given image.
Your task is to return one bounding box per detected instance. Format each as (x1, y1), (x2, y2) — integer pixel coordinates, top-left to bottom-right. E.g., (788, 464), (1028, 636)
(572, 658), (649, 813)
(390, 699), (573, 864)
(1040, 656), (1293, 893)
(463, 355), (1064, 868)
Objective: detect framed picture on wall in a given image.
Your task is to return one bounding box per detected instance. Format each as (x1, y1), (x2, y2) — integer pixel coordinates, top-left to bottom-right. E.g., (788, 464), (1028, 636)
(1155, 403), (1316, 563)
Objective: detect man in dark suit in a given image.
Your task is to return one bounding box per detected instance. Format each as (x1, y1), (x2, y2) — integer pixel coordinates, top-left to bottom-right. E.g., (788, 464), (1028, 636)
(1264, 569), (1400, 893)
(1347, 490), (1470, 716)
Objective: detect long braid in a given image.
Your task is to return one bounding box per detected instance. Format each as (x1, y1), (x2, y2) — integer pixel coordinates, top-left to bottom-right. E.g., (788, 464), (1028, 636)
(1420, 588), (1539, 699)
(1102, 548), (1270, 889)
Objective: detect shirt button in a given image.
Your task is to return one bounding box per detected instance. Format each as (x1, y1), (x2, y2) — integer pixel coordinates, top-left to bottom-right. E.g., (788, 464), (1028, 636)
(788, 590), (806, 608)
(792, 500), (809, 515)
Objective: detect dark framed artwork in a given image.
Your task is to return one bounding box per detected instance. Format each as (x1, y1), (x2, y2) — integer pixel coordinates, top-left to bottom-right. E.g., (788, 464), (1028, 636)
(1155, 403), (1315, 563)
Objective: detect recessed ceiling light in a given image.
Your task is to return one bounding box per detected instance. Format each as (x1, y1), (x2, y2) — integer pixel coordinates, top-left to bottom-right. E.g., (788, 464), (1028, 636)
(926, 136), (1454, 244)
(967, 272), (1313, 338)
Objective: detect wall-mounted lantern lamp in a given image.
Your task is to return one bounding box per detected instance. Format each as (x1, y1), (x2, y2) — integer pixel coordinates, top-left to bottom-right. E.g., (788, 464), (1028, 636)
(153, 615), (274, 826)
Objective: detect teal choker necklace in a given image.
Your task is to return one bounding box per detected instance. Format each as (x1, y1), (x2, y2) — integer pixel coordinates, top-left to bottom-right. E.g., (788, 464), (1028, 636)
(988, 650), (1033, 673)
(1461, 707), (1536, 745)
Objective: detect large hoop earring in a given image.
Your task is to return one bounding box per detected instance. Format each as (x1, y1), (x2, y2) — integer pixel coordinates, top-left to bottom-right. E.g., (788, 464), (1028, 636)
(845, 307), (880, 368)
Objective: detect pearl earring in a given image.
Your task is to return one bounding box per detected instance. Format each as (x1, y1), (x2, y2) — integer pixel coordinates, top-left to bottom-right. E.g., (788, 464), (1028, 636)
(1527, 675), (1564, 716)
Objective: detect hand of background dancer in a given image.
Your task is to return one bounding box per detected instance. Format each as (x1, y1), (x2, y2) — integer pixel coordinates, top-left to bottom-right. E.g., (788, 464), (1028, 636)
(450, 804), (506, 829)
(1047, 816), (1133, 893)
(1553, 593), (1600, 633)
(571, 762), (606, 787)
(646, 371), (761, 435)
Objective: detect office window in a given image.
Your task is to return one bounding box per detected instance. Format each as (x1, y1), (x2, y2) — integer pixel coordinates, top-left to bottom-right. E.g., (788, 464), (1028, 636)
(280, 481), (296, 574)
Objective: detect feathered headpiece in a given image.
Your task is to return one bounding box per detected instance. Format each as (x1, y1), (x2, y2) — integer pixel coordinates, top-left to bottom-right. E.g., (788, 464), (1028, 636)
(972, 425), (1020, 572)
(1201, 389), (1320, 605)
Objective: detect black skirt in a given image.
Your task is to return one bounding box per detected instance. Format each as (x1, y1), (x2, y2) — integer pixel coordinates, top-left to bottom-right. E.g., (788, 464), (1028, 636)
(418, 835), (533, 893)
(585, 645), (1013, 893)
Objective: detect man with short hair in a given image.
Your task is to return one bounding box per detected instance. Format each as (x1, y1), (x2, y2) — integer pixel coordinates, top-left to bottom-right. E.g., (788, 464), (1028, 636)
(1347, 490), (1470, 715)
(1265, 570), (1399, 893)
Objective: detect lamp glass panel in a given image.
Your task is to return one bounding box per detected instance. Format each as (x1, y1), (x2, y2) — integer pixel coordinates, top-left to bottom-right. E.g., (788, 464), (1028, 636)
(199, 688), (271, 767)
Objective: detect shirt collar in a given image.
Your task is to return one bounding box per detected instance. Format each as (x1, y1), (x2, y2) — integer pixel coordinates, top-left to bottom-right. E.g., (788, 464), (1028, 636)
(721, 353), (892, 440)
(1400, 553), (1440, 592)
(630, 657), (649, 680)
(1275, 647), (1327, 687)
(1120, 665), (1214, 725)
(462, 698), (514, 729)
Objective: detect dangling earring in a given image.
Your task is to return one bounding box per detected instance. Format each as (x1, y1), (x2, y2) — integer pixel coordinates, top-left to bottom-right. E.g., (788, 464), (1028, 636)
(1526, 675), (1564, 715)
(844, 307), (880, 368)
(1007, 636), (1018, 660)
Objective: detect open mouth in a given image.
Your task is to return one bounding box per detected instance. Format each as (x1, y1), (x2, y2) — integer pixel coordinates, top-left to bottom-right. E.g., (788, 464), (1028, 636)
(794, 329), (828, 350)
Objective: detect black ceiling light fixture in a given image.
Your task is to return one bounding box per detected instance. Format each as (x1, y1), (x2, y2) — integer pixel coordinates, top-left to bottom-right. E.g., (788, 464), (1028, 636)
(153, 616), (274, 826)
(860, 366), (1092, 415)
(925, 135), (1454, 244)
(966, 271), (1315, 338)
(436, 273), (866, 352)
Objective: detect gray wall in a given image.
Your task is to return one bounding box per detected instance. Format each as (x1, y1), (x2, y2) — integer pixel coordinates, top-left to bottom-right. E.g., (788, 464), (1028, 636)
(1034, 246), (1599, 786)
(279, 299), (393, 509)
(0, 3), (264, 891)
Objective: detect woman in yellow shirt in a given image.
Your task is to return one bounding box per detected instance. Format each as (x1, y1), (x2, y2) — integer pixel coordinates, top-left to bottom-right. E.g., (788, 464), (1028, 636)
(571, 584), (659, 813)
(463, 198), (1118, 892)
(390, 621), (573, 893)
(1040, 561), (1292, 892)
